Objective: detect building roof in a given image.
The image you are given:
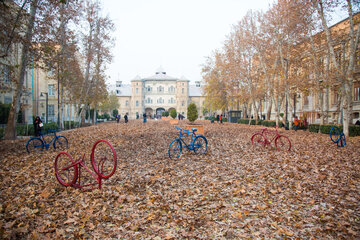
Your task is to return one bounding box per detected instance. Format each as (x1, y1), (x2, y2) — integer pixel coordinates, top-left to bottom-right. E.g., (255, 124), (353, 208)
(189, 85), (203, 97)
(143, 70), (178, 81)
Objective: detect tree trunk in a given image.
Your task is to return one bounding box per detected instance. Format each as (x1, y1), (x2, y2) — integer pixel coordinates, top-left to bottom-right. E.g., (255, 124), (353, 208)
(266, 97), (272, 120)
(4, 0), (38, 140)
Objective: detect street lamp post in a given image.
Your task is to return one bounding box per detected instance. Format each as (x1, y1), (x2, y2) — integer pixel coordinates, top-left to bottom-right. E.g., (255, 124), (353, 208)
(294, 93), (296, 118)
(40, 92), (48, 123)
(284, 58), (289, 124)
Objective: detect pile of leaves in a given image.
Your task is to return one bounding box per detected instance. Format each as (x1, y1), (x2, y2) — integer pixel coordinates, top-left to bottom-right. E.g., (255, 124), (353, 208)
(0, 120), (359, 239)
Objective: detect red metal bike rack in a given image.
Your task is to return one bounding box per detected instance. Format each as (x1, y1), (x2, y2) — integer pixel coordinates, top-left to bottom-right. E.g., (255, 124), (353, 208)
(54, 139), (117, 191)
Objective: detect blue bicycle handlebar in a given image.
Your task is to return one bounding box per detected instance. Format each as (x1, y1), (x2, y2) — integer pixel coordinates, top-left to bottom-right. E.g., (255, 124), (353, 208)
(175, 126), (189, 135)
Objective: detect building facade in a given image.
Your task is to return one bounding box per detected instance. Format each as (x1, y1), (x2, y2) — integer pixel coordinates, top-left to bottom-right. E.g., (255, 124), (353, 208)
(248, 14), (360, 125)
(111, 68), (205, 119)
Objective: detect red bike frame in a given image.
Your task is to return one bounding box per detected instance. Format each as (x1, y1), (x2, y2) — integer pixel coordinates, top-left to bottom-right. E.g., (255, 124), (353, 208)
(251, 126), (291, 151)
(55, 139), (117, 191)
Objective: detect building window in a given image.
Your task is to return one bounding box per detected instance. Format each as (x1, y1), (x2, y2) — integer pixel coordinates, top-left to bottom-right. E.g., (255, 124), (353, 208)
(157, 97), (164, 104)
(168, 86), (175, 92)
(332, 89), (340, 105)
(182, 88), (184, 94)
(136, 100), (139, 107)
(147, 86), (151, 92)
(1, 65), (10, 83)
(158, 86), (164, 92)
(116, 90), (120, 94)
(354, 84), (360, 101)
(48, 69), (54, 76)
(136, 88), (138, 94)
(48, 85), (55, 96)
(304, 95), (309, 106)
(182, 101), (184, 106)
(4, 96), (12, 104)
(126, 100), (129, 106)
(48, 105), (55, 117)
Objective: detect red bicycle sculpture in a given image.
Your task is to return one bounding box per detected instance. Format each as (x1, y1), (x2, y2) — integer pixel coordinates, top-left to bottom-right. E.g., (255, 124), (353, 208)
(54, 139), (117, 191)
(251, 126), (291, 151)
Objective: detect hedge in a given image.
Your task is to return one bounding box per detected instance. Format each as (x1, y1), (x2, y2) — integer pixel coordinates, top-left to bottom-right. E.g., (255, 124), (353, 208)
(0, 122), (80, 139)
(308, 124), (360, 136)
(63, 121), (79, 130)
(308, 124), (320, 133)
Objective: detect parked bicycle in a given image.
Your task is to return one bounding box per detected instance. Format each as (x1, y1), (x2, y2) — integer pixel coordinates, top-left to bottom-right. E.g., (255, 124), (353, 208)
(169, 126), (208, 159)
(251, 126), (291, 151)
(26, 130), (68, 153)
(330, 126), (346, 147)
(54, 139), (117, 191)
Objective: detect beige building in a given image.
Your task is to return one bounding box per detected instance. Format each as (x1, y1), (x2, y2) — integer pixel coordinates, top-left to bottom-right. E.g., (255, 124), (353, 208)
(111, 68), (205, 119)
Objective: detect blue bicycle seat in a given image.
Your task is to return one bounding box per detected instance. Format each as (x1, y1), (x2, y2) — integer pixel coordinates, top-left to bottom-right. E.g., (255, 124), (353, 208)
(192, 128), (197, 132)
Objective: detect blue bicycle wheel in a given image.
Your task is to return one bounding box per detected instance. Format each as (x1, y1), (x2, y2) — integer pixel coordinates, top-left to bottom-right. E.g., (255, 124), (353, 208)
(338, 134), (346, 147)
(169, 139), (182, 159)
(54, 136), (68, 151)
(330, 126), (340, 143)
(193, 135), (207, 154)
(26, 138), (44, 153)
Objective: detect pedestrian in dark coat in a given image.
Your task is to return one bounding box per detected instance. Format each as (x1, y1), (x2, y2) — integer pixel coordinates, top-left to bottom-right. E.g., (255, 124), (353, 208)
(33, 116), (43, 136)
(124, 114), (128, 123)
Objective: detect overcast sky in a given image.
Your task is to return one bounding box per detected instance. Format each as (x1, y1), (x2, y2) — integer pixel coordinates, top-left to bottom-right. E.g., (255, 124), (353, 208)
(100, 0), (274, 85)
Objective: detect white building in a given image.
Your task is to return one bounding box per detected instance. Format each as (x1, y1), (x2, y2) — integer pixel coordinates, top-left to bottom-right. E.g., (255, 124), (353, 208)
(109, 67), (205, 119)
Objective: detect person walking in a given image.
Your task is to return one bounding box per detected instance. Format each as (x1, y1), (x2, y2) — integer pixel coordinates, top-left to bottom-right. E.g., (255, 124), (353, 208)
(33, 116), (43, 136)
(293, 116), (300, 131)
(216, 115), (220, 123)
(124, 113), (128, 123)
(220, 114), (223, 124)
(143, 113), (147, 123)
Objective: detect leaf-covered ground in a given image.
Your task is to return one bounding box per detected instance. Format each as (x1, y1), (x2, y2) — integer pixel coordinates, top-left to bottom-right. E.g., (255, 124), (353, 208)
(0, 120), (359, 239)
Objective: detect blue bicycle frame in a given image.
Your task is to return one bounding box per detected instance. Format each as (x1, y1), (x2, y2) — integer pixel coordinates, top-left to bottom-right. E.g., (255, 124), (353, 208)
(168, 126), (208, 159)
(26, 130), (68, 153)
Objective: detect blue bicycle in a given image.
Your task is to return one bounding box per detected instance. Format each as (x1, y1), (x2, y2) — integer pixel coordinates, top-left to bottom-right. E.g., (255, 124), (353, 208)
(26, 130), (69, 153)
(168, 126), (208, 159)
(330, 126), (346, 147)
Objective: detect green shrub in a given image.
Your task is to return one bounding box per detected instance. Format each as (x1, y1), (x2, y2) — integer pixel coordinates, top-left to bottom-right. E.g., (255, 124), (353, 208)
(0, 103), (11, 124)
(0, 128), (4, 139)
(320, 124), (342, 135)
(162, 111), (169, 117)
(187, 103), (198, 123)
(262, 120), (277, 127)
(238, 119), (249, 124)
(309, 124), (320, 133)
(170, 109), (177, 119)
(112, 109), (118, 117)
(223, 117), (228, 122)
(63, 121), (79, 130)
(349, 125), (360, 137)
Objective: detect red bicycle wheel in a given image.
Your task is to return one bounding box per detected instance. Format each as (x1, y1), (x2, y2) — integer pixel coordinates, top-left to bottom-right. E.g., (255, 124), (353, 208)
(91, 140), (117, 179)
(251, 133), (266, 147)
(54, 152), (78, 186)
(275, 135), (291, 151)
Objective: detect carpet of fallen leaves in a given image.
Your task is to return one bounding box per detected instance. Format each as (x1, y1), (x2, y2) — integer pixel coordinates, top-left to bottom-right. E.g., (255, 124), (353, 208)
(0, 120), (359, 239)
